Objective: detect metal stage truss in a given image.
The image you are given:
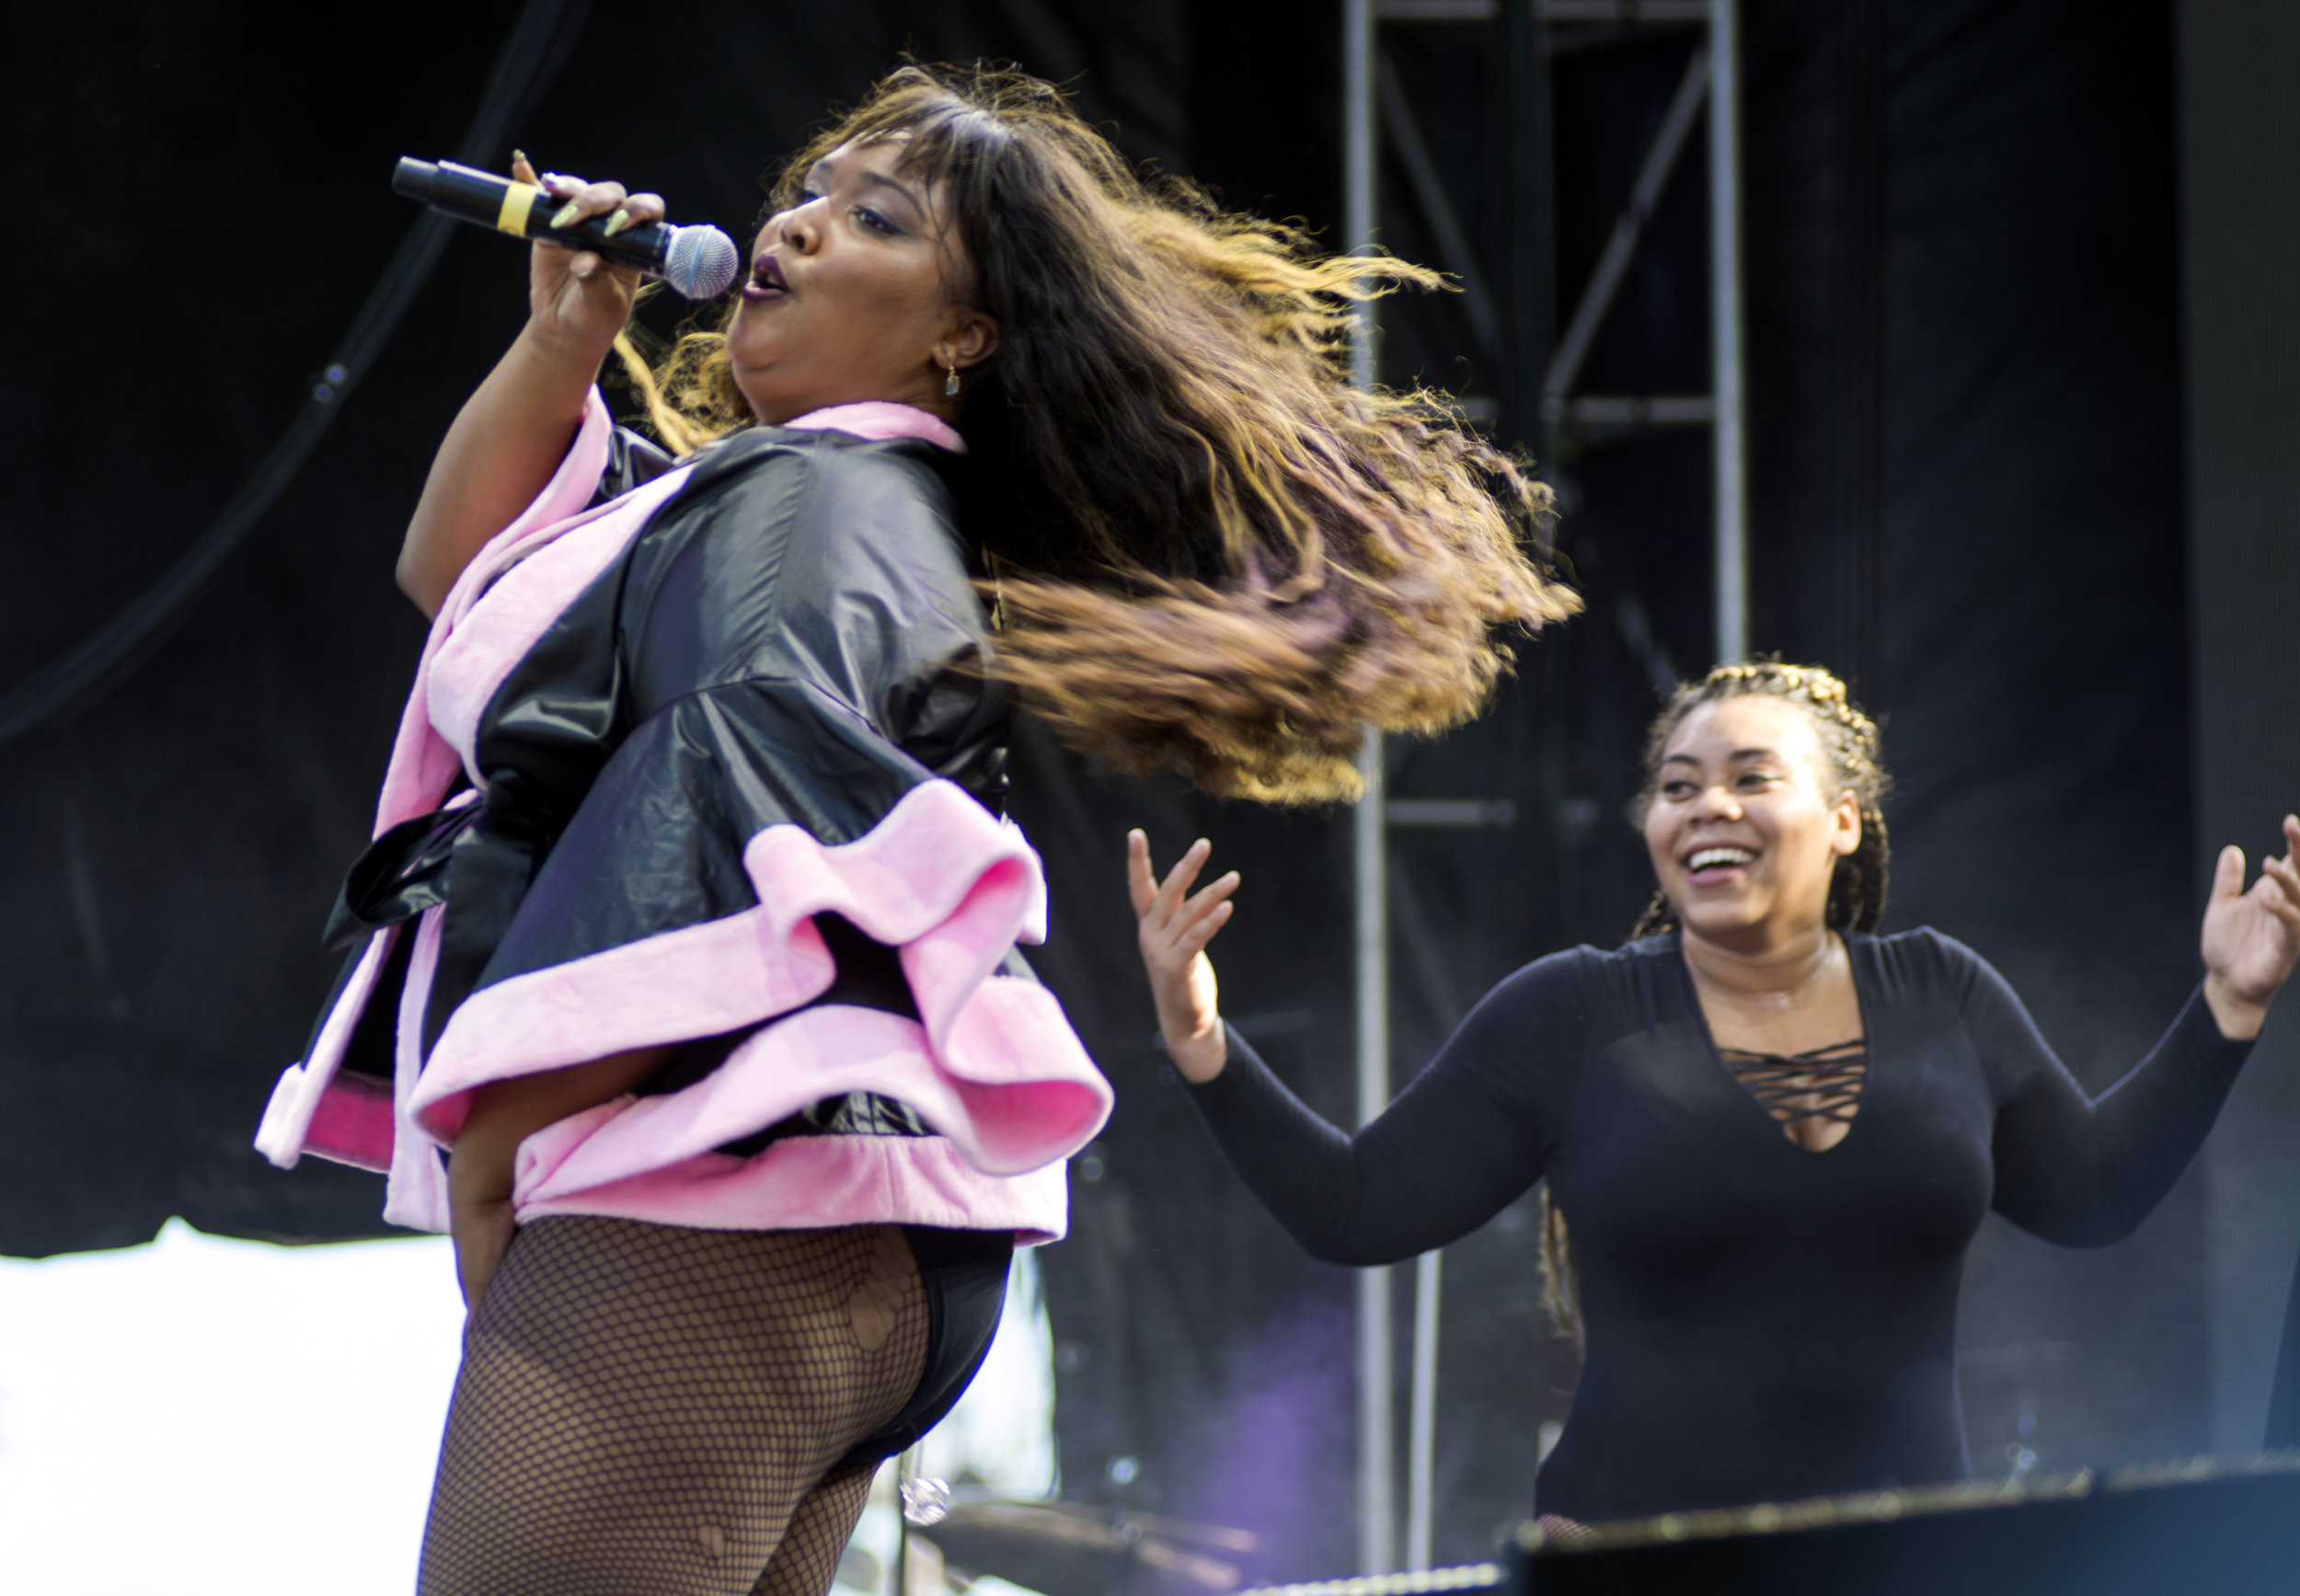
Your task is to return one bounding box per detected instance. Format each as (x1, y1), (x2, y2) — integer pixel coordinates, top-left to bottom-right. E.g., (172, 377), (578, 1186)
(1342, 0), (1749, 1573)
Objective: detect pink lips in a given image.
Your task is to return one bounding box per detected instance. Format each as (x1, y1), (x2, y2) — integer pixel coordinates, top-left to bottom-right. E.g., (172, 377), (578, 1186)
(742, 254), (789, 302)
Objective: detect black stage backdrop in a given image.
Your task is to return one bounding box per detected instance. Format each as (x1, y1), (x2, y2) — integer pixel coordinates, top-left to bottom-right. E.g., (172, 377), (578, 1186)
(0, 0), (2203, 1576)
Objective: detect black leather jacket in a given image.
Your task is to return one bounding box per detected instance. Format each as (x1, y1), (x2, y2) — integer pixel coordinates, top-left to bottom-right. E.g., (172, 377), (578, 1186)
(319, 423), (1010, 1077)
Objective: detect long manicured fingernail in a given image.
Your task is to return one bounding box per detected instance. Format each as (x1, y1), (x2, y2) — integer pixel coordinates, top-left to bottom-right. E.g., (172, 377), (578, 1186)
(602, 207), (634, 236)
(550, 201), (584, 229)
(511, 148), (530, 170)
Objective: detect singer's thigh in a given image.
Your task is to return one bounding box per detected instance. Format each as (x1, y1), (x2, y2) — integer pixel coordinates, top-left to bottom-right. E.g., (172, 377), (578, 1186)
(748, 1461), (882, 1596)
(416, 1216), (928, 1596)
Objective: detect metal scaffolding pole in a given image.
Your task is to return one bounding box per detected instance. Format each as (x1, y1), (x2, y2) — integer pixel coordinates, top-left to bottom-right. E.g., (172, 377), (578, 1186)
(1353, 741), (1394, 1577)
(1343, 0), (1396, 1578)
(1386, 47), (1446, 1568)
(1708, 0), (1750, 661)
(1405, 1248), (1443, 1568)
(1540, 41), (1711, 419)
(1351, 3), (1740, 1569)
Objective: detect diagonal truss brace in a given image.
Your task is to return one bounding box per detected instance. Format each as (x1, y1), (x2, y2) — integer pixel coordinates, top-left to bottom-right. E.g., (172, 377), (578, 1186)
(1539, 38), (1711, 419)
(1378, 57), (1506, 371)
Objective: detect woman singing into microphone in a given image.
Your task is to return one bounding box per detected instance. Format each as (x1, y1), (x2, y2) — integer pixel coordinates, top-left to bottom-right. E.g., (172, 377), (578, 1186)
(1133, 660), (2300, 1526)
(255, 65), (1575, 1596)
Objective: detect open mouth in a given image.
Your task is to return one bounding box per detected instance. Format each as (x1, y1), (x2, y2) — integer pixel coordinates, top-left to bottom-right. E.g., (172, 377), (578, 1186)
(742, 255), (789, 301)
(1682, 844), (1756, 884)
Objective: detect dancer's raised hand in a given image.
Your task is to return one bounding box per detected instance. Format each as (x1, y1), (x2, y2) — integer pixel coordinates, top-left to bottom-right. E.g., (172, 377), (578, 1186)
(1127, 831), (1240, 1082)
(2201, 813), (2300, 1039)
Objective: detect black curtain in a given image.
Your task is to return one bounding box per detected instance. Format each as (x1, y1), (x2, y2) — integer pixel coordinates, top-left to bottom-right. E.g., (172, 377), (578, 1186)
(1746, 0), (2202, 1473)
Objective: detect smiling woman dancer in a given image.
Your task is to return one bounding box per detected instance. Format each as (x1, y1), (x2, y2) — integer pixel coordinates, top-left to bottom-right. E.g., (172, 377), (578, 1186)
(1133, 660), (2300, 1526)
(253, 64), (1573, 1596)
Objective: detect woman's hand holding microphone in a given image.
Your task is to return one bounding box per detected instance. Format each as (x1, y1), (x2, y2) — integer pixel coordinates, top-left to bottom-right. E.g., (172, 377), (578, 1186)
(508, 151), (664, 358)
(398, 153), (670, 615)
(1127, 831), (1241, 1084)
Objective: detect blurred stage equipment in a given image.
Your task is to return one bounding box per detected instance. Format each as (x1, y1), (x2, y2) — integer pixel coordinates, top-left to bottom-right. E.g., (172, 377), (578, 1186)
(1241, 1564), (1502, 1596)
(1344, 0), (1748, 1572)
(1241, 1453), (2300, 1595)
(390, 157), (740, 299)
(915, 1499), (1259, 1596)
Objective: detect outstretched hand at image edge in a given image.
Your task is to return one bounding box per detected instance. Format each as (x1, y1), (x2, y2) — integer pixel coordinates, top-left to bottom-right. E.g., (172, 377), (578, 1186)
(2201, 813), (2300, 1039)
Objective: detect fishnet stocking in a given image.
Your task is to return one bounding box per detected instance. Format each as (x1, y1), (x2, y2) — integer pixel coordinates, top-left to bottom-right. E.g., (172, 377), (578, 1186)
(752, 1461), (878, 1596)
(419, 1217), (928, 1596)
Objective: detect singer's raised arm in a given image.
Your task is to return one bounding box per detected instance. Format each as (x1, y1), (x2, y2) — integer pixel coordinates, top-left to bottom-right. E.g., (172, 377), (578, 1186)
(396, 156), (662, 615)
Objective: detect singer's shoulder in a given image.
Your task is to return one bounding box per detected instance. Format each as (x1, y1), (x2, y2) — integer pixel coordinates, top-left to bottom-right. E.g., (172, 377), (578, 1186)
(675, 421), (960, 516)
(632, 423), (968, 596)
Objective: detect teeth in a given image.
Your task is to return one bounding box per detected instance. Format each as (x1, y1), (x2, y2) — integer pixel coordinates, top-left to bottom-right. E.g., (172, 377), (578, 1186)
(1688, 847), (1754, 871)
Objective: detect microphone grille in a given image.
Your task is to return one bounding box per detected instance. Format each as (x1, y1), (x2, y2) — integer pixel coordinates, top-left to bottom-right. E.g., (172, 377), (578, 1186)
(663, 224), (741, 300)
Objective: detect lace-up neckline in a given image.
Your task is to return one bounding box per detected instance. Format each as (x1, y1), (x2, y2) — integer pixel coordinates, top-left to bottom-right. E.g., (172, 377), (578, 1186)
(1718, 1038), (1868, 1149)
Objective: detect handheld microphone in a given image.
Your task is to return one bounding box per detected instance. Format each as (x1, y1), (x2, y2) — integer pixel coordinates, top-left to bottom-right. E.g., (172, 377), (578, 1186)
(391, 157), (742, 301)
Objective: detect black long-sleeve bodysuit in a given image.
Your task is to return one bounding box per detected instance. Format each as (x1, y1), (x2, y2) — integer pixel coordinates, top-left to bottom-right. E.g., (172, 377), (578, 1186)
(1187, 929), (2252, 1522)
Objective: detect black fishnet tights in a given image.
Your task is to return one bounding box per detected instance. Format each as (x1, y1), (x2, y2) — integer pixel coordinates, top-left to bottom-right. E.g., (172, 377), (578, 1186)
(419, 1217), (928, 1596)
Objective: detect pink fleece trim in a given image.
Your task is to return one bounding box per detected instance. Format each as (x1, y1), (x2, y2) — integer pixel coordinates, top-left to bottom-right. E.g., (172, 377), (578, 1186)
(383, 908), (453, 1233)
(253, 926), (397, 1169)
(373, 392), (616, 836)
(256, 391), (664, 1192)
(399, 779), (1107, 1232)
(785, 401), (965, 454)
(407, 780), (1049, 1131)
(396, 782), (1104, 1233)
(515, 990), (1102, 1200)
(427, 466), (696, 773)
(376, 391), (954, 839)
(519, 1135), (1070, 1245)
(379, 392), (956, 837)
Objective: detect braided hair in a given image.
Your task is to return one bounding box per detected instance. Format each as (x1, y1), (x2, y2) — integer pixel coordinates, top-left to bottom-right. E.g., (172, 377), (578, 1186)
(1627, 660), (1892, 940)
(1539, 660), (1892, 1344)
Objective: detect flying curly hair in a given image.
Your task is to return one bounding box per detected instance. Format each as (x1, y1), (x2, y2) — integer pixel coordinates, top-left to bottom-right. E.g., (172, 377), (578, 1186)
(617, 63), (1580, 803)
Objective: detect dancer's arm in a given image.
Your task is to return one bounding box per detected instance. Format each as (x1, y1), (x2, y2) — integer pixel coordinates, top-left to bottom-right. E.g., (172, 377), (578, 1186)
(396, 155), (665, 616)
(446, 1043), (672, 1309)
(1987, 816), (2300, 1245)
(1129, 832), (1563, 1266)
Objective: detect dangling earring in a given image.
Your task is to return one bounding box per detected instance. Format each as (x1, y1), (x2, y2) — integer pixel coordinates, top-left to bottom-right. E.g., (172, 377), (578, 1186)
(945, 361), (961, 398)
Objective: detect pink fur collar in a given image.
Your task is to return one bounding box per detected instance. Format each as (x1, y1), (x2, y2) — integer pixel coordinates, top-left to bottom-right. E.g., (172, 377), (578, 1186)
(783, 401), (966, 454)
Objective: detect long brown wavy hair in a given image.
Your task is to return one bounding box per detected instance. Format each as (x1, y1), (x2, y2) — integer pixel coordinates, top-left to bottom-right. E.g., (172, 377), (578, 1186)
(618, 64), (1579, 802)
(1538, 660), (1892, 1344)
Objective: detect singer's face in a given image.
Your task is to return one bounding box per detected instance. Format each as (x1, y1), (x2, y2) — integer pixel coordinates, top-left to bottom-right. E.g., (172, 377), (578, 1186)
(729, 140), (995, 425)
